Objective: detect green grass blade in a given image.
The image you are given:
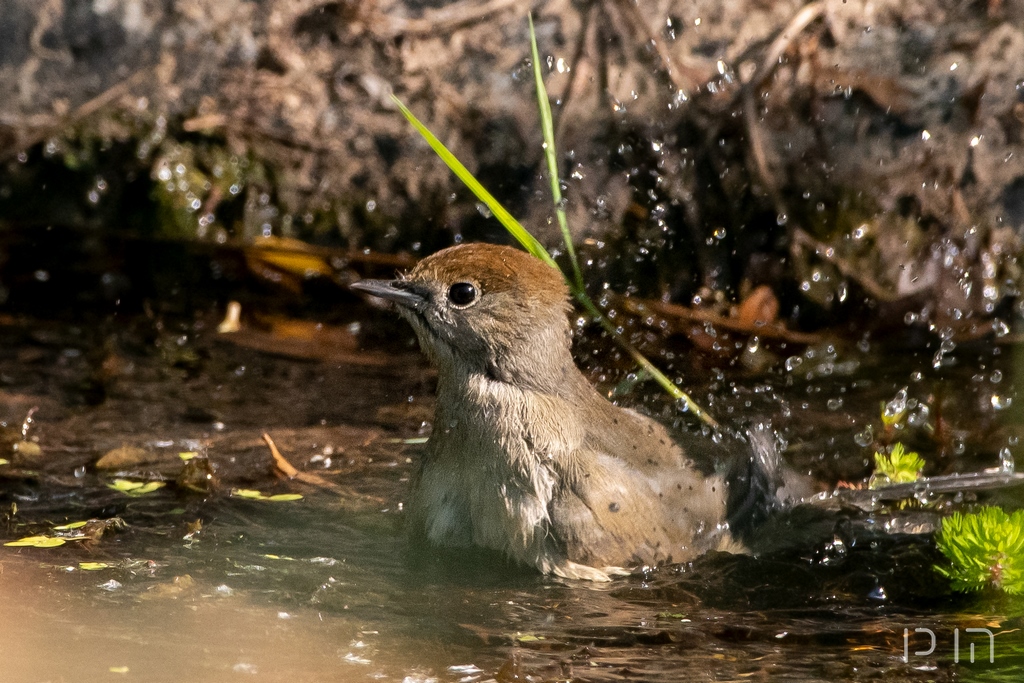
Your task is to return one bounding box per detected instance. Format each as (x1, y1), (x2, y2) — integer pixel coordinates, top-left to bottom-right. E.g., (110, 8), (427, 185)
(576, 296), (721, 430)
(528, 13), (583, 292)
(392, 91), (720, 432)
(390, 94), (558, 271)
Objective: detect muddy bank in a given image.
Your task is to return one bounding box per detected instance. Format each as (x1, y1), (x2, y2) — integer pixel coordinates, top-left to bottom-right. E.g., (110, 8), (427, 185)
(1, 0), (1023, 333)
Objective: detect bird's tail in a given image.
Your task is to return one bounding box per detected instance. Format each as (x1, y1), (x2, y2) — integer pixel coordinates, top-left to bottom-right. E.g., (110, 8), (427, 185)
(725, 421), (786, 540)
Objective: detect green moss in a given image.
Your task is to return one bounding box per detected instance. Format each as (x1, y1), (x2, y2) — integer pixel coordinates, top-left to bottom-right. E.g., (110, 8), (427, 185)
(935, 506), (1024, 595)
(151, 141), (257, 240)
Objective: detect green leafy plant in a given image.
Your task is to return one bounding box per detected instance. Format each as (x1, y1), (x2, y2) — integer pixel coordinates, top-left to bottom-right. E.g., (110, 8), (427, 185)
(391, 14), (720, 430)
(935, 506), (1024, 594)
(869, 442), (925, 489)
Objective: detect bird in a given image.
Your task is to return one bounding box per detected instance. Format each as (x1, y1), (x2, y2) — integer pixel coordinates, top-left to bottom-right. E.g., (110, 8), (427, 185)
(351, 243), (782, 581)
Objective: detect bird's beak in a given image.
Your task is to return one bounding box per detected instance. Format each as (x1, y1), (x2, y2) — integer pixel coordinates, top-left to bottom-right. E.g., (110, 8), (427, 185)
(350, 279), (428, 311)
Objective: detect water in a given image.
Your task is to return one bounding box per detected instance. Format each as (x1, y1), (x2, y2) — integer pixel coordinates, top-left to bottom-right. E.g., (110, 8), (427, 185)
(2, 315), (1024, 681)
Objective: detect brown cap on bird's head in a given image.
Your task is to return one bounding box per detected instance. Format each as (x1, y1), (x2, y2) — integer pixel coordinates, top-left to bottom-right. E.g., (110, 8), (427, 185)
(409, 243), (569, 312)
(351, 242), (574, 386)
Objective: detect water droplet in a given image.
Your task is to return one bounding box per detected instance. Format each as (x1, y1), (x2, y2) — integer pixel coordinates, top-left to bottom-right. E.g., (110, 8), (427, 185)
(999, 447), (1015, 474)
(990, 394), (1012, 410)
(883, 388), (908, 422)
(827, 398), (843, 411)
(776, 213), (788, 226)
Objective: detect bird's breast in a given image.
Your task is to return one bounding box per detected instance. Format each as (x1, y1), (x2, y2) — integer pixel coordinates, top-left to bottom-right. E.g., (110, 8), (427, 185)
(413, 374), (581, 556)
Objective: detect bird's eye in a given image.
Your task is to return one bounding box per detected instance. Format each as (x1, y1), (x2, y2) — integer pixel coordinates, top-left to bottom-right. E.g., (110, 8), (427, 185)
(447, 282), (478, 307)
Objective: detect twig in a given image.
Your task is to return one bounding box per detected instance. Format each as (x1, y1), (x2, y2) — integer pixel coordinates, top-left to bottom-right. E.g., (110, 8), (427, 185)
(744, 1), (825, 92)
(0, 69), (151, 161)
(791, 228), (898, 303)
(730, 0), (824, 205)
(262, 432), (385, 503)
(554, 2), (593, 137)
(376, 0), (527, 37)
(741, 87), (786, 214)
(615, 295), (824, 345)
(264, 433), (299, 478)
(609, 0), (706, 95)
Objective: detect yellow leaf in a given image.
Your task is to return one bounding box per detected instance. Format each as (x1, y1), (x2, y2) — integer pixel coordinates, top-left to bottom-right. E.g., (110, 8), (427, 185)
(247, 236), (334, 278)
(109, 666), (130, 674)
(53, 521), (88, 530)
(266, 494), (303, 502)
(79, 562), (110, 571)
(4, 535), (66, 548)
(179, 452), (198, 461)
(108, 479), (144, 492)
(108, 480), (165, 495)
(0, 458), (9, 465)
(231, 488), (266, 499)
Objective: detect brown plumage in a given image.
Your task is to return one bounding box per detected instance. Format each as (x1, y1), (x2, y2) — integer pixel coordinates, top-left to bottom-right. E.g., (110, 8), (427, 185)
(352, 243), (751, 580)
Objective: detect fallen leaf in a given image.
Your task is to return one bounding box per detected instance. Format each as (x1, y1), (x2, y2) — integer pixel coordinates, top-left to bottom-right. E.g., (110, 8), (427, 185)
(96, 446), (154, 469)
(80, 562), (110, 571)
(735, 285), (780, 329)
(230, 489), (303, 502)
(107, 480), (166, 496)
(4, 535), (66, 548)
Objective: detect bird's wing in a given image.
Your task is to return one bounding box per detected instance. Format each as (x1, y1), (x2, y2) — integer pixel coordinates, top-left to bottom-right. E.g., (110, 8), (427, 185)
(548, 403), (730, 567)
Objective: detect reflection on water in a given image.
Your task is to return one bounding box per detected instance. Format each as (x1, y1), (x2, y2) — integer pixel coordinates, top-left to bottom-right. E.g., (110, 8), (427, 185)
(2, 317), (1024, 681)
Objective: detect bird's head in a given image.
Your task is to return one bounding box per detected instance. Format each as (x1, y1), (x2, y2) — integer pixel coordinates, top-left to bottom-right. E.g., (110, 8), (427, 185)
(352, 243), (574, 386)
